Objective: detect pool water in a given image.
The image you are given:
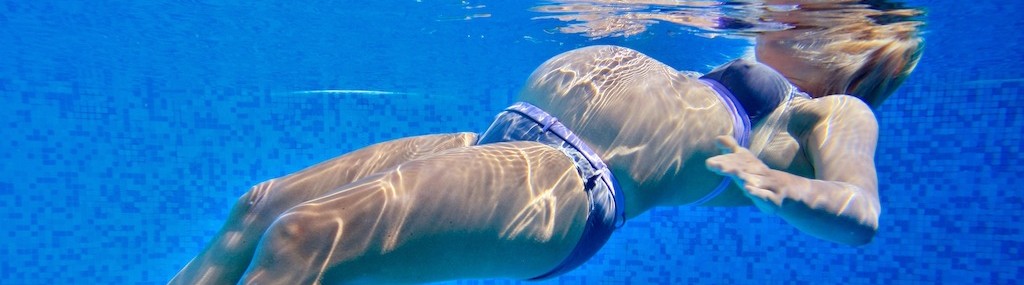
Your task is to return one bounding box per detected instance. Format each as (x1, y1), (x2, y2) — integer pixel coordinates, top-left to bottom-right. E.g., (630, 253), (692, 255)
(0, 0), (1021, 284)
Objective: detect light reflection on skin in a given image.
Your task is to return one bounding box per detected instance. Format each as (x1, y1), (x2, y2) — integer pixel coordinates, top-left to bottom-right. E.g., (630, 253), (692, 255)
(522, 45), (730, 197)
(174, 50), (880, 284)
(220, 140), (591, 284)
(171, 1), (921, 284)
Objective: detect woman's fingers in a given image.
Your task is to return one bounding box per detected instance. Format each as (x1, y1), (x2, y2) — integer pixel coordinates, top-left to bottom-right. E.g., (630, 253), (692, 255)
(706, 142), (756, 176)
(705, 155), (728, 174)
(707, 137), (786, 215)
(706, 153), (743, 176)
(743, 184), (783, 215)
(715, 135), (743, 154)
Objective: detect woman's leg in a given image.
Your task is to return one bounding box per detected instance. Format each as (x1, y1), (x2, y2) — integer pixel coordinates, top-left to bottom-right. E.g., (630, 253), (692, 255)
(240, 141), (591, 284)
(170, 133), (479, 285)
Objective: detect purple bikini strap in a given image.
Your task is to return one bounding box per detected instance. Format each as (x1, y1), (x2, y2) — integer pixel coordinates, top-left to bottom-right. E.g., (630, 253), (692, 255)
(685, 79), (752, 206)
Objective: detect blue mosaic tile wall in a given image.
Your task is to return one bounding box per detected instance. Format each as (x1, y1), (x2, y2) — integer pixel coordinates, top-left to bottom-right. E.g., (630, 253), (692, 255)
(1, 0), (1021, 284)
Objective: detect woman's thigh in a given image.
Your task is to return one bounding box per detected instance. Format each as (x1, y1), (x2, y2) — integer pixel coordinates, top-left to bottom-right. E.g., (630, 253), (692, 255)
(168, 133), (481, 285)
(250, 132), (479, 216)
(243, 141), (591, 284)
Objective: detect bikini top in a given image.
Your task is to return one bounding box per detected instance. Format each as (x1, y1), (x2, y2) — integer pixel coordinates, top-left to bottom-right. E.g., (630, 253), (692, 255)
(683, 59), (799, 206)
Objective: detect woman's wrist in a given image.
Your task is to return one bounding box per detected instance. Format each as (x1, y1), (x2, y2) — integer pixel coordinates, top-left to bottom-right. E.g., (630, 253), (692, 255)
(768, 173), (880, 245)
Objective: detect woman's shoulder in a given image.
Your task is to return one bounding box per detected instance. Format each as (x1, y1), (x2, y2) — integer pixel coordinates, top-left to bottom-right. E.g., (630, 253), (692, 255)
(783, 95), (879, 154)
(790, 94), (876, 124)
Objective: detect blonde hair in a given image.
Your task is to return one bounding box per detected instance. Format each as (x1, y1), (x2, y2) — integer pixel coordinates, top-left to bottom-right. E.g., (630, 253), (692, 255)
(529, 0), (924, 106)
(765, 9), (924, 107)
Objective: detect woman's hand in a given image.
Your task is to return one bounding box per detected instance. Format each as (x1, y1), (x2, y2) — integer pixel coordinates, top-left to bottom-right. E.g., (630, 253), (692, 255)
(705, 135), (791, 215)
(706, 135), (880, 246)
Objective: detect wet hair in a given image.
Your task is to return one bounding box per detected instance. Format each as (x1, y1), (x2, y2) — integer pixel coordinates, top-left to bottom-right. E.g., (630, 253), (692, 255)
(758, 12), (924, 107)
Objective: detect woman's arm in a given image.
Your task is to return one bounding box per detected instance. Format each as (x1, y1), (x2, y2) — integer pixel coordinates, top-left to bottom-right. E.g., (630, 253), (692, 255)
(707, 95), (881, 245)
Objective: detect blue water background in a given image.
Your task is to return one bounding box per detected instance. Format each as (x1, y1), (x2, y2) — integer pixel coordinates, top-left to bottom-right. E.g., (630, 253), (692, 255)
(0, 1), (1021, 284)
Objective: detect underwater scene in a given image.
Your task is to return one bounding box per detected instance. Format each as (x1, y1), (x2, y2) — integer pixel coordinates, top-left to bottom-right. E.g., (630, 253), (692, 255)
(0, 0), (1021, 284)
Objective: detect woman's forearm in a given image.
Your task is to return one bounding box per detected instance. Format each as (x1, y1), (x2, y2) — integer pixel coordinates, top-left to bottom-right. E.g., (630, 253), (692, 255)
(770, 169), (881, 245)
(705, 135), (882, 246)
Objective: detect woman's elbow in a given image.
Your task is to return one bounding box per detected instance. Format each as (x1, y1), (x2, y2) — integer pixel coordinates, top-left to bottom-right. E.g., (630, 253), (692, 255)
(795, 204), (880, 246)
(835, 189), (882, 246)
(835, 223), (877, 246)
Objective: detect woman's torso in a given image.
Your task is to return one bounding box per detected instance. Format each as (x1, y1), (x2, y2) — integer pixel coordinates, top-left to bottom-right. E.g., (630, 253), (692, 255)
(518, 45), (816, 216)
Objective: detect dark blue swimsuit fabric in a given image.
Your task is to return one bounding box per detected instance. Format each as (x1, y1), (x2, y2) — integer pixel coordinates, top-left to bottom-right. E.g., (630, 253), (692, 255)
(477, 102), (626, 280)
(686, 58), (789, 206)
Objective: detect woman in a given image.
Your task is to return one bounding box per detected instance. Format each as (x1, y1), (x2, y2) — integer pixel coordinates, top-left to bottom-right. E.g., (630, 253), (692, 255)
(170, 12), (922, 285)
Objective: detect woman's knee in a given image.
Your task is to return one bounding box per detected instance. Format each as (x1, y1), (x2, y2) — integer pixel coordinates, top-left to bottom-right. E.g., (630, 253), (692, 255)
(238, 179), (277, 208)
(228, 179), (289, 227)
(262, 211), (324, 250)
(256, 206), (370, 269)
(241, 210), (341, 283)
